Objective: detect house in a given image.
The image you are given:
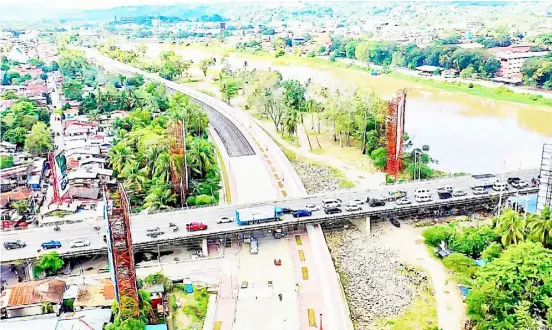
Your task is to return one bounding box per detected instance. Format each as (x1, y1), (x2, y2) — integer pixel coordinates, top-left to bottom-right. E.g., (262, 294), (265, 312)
(441, 69), (458, 78)
(0, 141), (17, 155)
(0, 279), (66, 318)
(73, 279), (115, 310)
(64, 108), (79, 119)
(142, 284), (164, 309)
(56, 309), (112, 330)
(495, 51), (549, 83)
(0, 187), (33, 208)
(0, 313), (58, 330)
(0, 165), (33, 188)
(415, 65), (442, 76)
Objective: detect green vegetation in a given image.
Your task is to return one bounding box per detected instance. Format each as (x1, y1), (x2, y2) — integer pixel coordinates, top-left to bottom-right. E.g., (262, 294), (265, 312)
(0, 155), (14, 169)
(421, 207), (552, 328)
(170, 286), (210, 330)
(388, 72), (552, 107)
(1, 100), (50, 147)
(24, 122), (52, 155)
(107, 88), (220, 212)
(33, 252), (64, 277)
(105, 290), (152, 330)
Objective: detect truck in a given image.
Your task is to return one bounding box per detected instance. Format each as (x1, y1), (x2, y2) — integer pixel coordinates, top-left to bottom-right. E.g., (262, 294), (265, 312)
(235, 206), (283, 226)
(471, 174), (497, 189)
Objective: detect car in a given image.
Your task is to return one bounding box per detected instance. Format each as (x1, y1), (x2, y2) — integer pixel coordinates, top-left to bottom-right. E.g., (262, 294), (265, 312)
(146, 231), (165, 238)
(512, 180), (529, 189)
(217, 216), (234, 224)
(415, 195), (432, 203)
(344, 202), (362, 211)
(493, 181), (508, 191)
(305, 204), (320, 211)
(3, 240), (26, 250)
(438, 191), (453, 200)
(351, 197), (367, 205)
(70, 239), (91, 248)
(507, 177), (521, 184)
(146, 227), (160, 232)
(396, 198), (412, 205)
(389, 219), (401, 228)
(384, 191), (407, 202)
(472, 187), (489, 195)
(324, 207), (342, 214)
(292, 209), (312, 218)
(322, 198), (342, 208)
(250, 240), (259, 254)
(41, 240), (62, 249)
(186, 222), (208, 232)
(452, 190), (467, 197)
(369, 199), (386, 207)
(437, 186), (454, 193)
(280, 207), (294, 214)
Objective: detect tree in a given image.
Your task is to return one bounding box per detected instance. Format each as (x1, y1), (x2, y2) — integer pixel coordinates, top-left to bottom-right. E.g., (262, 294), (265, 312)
(3, 127), (27, 145)
(188, 138), (216, 178)
(144, 184), (176, 211)
(370, 147), (387, 169)
(0, 155), (14, 169)
(466, 243), (552, 329)
(493, 209), (526, 246)
(422, 225), (455, 246)
(199, 57), (216, 77)
(24, 122), (52, 155)
(40, 73), (48, 81)
(442, 253), (478, 280)
(136, 44), (148, 57)
(460, 66), (475, 79)
(11, 200), (29, 215)
(481, 242), (502, 261)
(34, 252), (64, 275)
(448, 226), (498, 258)
(219, 77), (239, 104)
(109, 144), (136, 174)
(62, 79), (84, 101)
(527, 206), (552, 247)
(1, 90), (18, 99)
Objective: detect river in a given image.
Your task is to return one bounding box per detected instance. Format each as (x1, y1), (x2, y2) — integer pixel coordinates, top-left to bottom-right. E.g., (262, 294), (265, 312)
(137, 44), (552, 174)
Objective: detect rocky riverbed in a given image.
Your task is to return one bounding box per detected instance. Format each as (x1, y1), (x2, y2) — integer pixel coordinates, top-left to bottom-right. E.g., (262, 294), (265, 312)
(291, 161), (342, 193)
(325, 224), (421, 329)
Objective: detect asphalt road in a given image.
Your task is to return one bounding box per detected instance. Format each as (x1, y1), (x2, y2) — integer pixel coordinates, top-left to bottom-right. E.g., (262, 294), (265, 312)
(0, 169), (538, 262)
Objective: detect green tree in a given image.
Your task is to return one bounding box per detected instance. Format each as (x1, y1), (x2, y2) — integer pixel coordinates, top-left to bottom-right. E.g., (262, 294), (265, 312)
(481, 242), (503, 261)
(199, 57), (216, 77)
(466, 242), (552, 329)
(422, 225), (454, 246)
(40, 73), (48, 81)
(527, 206), (552, 247)
(370, 147), (387, 169)
(1, 90), (18, 99)
(34, 252), (64, 275)
(109, 144), (136, 174)
(442, 253), (478, 282)
(24, 122), (52, 155)
(493, 209), (527, 246)
(0, 155), (14, 169)
(448, 226), (498, 258)
(144, 184), (176, 211)
(3, 127), (27, 145)
(11, 200), (29, 215)
(460, 66), (475, 79)
(62, 79), (84, 101)
(219, 77), (239, 104)
(188, 138), (216, 178)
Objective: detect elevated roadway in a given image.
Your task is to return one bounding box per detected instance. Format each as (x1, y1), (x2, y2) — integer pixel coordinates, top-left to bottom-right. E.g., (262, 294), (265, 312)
(0, 169), (538, 263)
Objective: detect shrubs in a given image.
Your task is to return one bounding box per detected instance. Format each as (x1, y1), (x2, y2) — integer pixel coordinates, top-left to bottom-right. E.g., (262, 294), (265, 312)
(481, 242), (502, 261)
(422, 225), (454, 246)
(448, 226), (498, 259)
(442, 253), (478, 283)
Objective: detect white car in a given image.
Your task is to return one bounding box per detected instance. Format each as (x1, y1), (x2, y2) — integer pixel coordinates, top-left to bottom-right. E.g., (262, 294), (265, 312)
(345, 202), (362, 211)
(472, 187), (489, 195)
(217, 216), (233, 224)
(437, 186), (454, 193)
(351, 198), (366, 205)
(452, 190), (467, 197)
(70, 239), (91, 248)
(305, 204), (320, 211)
(396, 198), (412, 205)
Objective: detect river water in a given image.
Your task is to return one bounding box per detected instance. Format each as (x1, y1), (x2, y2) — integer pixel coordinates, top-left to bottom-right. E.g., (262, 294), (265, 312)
(140, 44), (552, 174)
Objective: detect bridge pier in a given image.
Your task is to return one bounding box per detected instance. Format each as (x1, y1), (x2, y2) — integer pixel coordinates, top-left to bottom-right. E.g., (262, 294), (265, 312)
(350, 216), (370, 234)
(26, 262), (35, 281)
(202, 239), (209, 257)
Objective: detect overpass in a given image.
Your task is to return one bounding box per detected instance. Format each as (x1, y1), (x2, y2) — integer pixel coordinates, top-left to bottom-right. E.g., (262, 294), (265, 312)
(0, 168), (538, 263)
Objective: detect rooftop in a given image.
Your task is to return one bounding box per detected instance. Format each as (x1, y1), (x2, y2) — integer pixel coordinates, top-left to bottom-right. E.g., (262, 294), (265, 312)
(73, 279), (115, 309)
(1, 279), (66, 308)
(55, 309), (112, 330)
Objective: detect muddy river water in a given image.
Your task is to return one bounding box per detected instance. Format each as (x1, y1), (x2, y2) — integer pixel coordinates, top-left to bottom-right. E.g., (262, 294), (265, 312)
(140, 44), (552, 174)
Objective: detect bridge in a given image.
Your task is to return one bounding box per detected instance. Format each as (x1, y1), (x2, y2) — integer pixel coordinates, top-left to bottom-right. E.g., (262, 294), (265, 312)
(0, 168), (538, 263)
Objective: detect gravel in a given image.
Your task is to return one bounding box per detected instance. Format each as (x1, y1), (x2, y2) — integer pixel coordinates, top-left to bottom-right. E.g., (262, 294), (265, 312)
(325, 225), (418, 329)
(292, 161), (340, 194)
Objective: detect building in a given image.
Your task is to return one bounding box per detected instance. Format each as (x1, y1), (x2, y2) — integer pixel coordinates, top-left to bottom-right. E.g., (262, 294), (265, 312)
(537, 143), (552, 213)
(495, 51), (549, 83)
(56, 309), (112, 330)
(73, 279), (115, 310)
(0, 279), (66, 318)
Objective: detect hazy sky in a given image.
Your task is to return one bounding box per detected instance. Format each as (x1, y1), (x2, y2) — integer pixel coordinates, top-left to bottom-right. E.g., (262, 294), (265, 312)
(0, 0), (194, 10)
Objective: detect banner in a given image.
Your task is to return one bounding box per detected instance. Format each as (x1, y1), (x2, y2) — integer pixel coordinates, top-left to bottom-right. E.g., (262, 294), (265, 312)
(54, 153), (69, 198)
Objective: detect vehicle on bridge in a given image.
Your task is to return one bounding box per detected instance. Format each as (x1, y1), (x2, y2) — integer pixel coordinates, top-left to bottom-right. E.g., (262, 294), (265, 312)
(369, 199), (386, 207)
(41, 240), (62, 249)
(471, 174), (497, 189)
(472, 187), (489, 195)
(324, 206), (342, 214)
(345, 201), (362, 211)
(383, 190), (407, 202)
(70, 239), (91, 248)
(322, 198), (342, 208)
(305, 204), (320, 212)
(236, 206), (284, 225)
(4, 240), (26, 250)
(186, 222), (208, 232)
(438, 191), (453, 200)
(292, 209), (312, 218)
(437, 186), (454, 193)
(452, 190), (467, 197)
(217, 216), (233, 224)
(492, 181), (508, 192)
(511, 180), (529, 189)
(415, 195), (432, 203)
(396, 198), (412, 205)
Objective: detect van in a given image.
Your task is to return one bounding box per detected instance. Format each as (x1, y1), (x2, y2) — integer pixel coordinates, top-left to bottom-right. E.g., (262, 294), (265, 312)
(414, 189), (431, 197)
(243, 233), (252, 244)
(415, 195), (432, 203)
(250, 240), (258, 254)
(322, 198), (342, 208)
(493, 181), (508, 192)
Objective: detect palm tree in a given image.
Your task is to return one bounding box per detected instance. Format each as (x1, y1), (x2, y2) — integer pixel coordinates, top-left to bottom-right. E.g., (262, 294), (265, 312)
(494, 209), (527, 246)
(88, 109), (100, 122)
(121, 161), (148, 193)
(143, 145), (167, 177)
(153, 151), (171, 183)
(527, 206), (552, 247)
(108, 144), (135, 174)
(187, 138), (216, 178)
(144, 185), (176, 211)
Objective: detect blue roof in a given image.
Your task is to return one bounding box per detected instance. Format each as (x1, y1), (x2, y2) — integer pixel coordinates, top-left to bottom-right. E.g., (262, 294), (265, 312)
(507, 194), (538, 214)
(459, 285), (470, 297)
(145, 325), (168, 330)
(475, 259), (488, 267)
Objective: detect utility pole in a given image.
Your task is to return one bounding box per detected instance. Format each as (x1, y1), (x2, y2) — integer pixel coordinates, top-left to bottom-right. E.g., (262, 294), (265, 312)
(497, 161), (505, 216)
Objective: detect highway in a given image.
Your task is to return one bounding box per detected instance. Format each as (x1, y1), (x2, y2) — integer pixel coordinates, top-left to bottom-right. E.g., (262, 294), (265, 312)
(0, 168), (538, 262)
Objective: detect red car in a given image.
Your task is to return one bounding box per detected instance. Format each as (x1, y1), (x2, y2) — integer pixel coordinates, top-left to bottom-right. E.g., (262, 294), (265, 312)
(186, 222), (208, 232)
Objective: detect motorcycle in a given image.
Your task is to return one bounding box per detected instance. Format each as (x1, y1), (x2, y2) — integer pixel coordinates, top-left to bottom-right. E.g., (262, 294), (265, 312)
(169, 223), (179, 232)
(278, 293), (282, 301)
(54, 226), (60, 231)
(94, 226), (100, 231)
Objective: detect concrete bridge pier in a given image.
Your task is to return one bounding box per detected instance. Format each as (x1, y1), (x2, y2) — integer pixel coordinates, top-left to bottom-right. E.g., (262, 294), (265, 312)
(202, 238), (209, 257)
(350, 216), (370, 234)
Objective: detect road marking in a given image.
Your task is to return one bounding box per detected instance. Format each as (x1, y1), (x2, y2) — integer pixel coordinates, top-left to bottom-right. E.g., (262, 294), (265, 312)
(308, 309), (316, 326)
(213, 320), (222, 330)
(302, 267), (309, 280)
(295, 236), (302, 245)
(299, 250), (305, 261)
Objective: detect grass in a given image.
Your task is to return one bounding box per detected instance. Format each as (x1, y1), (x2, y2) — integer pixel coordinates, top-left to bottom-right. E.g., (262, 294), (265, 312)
(387, 72), (552, 107)
(170, 287), (210, 330)
(211, 132), (231, 203)
(375, 267), (438, 330)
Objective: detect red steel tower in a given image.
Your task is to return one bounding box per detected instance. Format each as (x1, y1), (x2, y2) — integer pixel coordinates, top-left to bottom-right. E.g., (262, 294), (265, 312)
(104, 184), (139, 309)
(168, 122), (188, 205)
(385, 90), (407, 178)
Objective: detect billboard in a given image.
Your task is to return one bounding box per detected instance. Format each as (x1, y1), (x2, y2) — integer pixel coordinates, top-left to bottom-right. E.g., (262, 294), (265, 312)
(54, 153), (70, 198)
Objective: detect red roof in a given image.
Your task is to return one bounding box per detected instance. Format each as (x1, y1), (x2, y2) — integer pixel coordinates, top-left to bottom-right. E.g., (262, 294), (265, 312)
(7, 279), (66, 307)
(0, 188), (33, 204)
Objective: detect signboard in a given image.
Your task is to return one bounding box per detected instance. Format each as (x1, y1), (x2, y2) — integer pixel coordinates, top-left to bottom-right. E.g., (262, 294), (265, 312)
(54, 153), (70, 198)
